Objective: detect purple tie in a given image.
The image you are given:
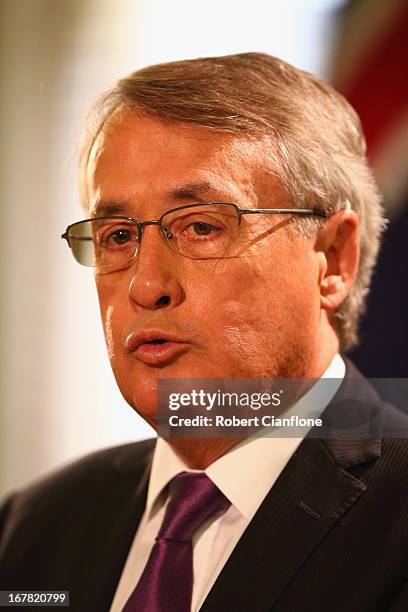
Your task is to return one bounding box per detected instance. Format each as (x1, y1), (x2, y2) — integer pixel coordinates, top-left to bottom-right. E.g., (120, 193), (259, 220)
(122, 471), (230, 612)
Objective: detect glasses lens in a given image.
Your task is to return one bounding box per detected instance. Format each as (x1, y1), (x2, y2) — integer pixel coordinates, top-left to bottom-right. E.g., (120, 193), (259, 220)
(161, 203), (240, 259)
(68, 218), (138, 270)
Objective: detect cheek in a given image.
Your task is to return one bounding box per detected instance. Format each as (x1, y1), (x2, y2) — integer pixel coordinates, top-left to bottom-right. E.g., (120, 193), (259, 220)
(103, 305), (117, 361)
(207, 249), (318, 356)
(95, 277), (127, 361)
(199, 259), (279, 347)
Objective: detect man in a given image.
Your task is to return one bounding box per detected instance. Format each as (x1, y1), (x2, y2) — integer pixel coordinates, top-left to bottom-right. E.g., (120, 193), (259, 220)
(1, 52), (408, 611)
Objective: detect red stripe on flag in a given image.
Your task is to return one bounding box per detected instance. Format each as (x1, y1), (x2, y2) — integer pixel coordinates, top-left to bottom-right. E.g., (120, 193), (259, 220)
(341, 5), (408, 159)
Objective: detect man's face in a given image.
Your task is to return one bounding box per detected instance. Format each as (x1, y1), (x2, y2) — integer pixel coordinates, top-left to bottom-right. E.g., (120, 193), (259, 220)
(87, 114), (324, 426)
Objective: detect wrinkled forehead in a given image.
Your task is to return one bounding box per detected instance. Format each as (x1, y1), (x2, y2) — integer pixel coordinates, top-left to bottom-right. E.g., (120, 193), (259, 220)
(82, 112), (286, 216)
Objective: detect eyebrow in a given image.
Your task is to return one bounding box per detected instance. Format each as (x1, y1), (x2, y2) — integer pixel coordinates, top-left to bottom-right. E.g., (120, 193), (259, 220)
(91, 182), (227, 218)
(91, 201), (128, 217)
(170, 181), (216, 200)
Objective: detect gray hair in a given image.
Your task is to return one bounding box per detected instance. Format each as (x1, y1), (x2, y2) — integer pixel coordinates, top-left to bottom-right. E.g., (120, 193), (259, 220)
(80, 52), (385, 351)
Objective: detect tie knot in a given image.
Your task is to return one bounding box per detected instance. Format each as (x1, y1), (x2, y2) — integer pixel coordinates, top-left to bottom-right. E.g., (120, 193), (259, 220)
(157, 472), (229, 542)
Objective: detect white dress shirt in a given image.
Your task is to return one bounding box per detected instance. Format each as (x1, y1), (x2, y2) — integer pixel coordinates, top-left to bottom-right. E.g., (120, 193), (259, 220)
(110, 354), (345, 612)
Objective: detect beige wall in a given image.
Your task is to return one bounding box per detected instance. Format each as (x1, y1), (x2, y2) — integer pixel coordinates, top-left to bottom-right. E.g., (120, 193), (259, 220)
(0, 0), (152, 497)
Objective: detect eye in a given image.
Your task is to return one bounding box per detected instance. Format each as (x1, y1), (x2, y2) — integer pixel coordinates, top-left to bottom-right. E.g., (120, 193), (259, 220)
(99, 224), (137, 249)
(107, 229), (133, 245)
(175, 216), (224, 240)
(190, 221), (219, 236)
(162, 207), (232, 247)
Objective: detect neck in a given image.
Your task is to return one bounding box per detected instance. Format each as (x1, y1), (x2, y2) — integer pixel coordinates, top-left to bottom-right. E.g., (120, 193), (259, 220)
(167, 438), (244, 470)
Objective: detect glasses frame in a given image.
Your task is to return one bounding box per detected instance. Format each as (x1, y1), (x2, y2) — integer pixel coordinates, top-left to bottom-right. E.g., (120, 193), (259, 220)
(61, 201), (328, 265)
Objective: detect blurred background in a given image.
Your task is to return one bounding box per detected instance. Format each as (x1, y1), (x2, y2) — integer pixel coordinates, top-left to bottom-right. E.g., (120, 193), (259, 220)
(0, 0), (407, 498)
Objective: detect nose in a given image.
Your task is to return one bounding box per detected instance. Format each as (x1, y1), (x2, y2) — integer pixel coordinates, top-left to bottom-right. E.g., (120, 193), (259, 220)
(128, 224), (185, 311)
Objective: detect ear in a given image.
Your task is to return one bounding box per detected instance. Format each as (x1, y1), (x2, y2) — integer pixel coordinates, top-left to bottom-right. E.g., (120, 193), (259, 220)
(315, 208), (360, 312)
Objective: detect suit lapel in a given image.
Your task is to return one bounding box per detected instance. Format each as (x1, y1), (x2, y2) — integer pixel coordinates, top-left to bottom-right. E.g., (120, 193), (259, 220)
(200, 363), (383, 612)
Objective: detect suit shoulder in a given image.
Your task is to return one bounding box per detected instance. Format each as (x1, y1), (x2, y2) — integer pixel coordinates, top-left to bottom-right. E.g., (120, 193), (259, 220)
(380, 402), (408, 475)
(382, 399), (408, 433)
(2, 438), (156, 522)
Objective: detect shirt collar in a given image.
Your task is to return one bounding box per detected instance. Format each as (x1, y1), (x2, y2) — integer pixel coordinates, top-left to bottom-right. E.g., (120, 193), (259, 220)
(145, 353), (345, 521)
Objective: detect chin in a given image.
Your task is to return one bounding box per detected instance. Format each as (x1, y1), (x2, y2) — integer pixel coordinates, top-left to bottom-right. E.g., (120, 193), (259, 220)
(125, 388), (158, 428)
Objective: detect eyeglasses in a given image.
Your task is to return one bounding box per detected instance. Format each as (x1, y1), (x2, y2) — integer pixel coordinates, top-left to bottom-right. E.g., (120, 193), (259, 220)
(61, 202), (327, 272)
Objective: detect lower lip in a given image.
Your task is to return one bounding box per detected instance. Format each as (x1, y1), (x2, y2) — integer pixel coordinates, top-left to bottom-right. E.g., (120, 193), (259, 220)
(133, 342), (189, 366)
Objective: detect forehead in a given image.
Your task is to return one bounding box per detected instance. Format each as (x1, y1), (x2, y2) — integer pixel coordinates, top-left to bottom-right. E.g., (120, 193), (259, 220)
(85, 113), (279, 216)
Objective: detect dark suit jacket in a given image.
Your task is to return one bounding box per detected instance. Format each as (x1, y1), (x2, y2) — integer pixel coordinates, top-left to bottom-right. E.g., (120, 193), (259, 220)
(1, 360), (408, 612)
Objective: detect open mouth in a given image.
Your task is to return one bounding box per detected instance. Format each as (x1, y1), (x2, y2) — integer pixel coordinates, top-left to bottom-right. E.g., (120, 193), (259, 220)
(135, 337), (189, 365)
(125, 330), (191, 365)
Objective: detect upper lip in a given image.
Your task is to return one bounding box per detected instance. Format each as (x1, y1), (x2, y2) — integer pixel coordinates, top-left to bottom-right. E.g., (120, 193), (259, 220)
(125, 329), (189, 352)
